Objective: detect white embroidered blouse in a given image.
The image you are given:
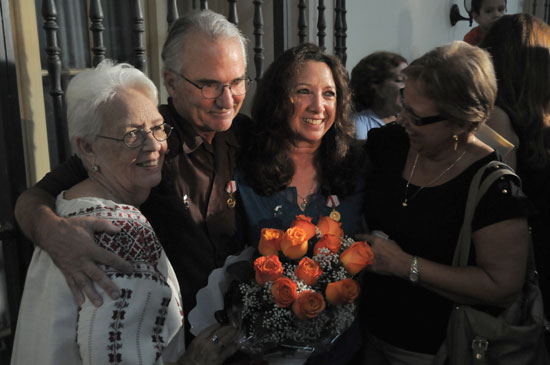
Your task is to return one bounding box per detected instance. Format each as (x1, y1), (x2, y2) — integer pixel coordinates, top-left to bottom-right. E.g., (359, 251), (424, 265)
(11, 194), (185, 365)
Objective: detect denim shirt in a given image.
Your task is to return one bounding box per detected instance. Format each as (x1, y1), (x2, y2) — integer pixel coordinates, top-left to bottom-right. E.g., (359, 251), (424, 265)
(353, 108), (385, 140)
(235, 169), (366, 246)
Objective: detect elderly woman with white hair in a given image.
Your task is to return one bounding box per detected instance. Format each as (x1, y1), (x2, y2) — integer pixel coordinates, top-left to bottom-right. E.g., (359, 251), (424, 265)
(11, 60), (236, 365)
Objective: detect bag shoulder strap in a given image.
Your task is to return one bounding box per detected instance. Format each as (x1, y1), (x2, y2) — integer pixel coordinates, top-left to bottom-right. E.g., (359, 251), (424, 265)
(452, 161), (520, 267)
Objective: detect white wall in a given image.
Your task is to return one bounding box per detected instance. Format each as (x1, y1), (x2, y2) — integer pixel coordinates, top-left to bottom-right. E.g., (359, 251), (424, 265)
(142, 0), (527, 113)
(237, 0), (524, 114)
(346, 0), (524, 71)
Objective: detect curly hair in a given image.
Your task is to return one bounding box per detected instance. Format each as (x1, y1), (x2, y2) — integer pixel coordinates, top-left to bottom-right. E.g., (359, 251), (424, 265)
(480, 14), (550, 172)
(66, 60), (157, 156)
(240, 43), (359, 197)
(350, 51), (407, 112)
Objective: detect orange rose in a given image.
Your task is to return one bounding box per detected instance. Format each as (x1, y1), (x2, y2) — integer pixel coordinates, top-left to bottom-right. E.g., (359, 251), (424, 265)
(258, 228), (284, 256)
(280, 227), (309, 259)
(295, 257), (323, 286)
(313, 234), (342, 255)
(292, 290), (326, 319)
(325, 278), (360, 305)
(317, 216), (344, 237)
(254, 255), (284, 285)
(271, 277), (298, 308)
(290, 215), (316, 240)
(340, 241), (374, 275)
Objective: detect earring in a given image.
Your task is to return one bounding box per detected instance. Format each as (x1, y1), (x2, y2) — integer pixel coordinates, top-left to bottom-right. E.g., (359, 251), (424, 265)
(92, 164), (100, 172)
(452, 134), (459, 152)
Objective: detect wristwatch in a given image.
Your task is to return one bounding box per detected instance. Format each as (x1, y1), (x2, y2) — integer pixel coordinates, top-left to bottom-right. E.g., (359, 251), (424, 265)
(409, 256), (419, 284)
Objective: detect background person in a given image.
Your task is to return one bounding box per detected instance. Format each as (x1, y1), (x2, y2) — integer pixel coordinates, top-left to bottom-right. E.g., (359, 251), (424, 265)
(350, 51), (407, 140)
(357, 41), (531, 363)
(480, 13), (550, 325)
(463, 0), (507, 45)
(13, 9), (250, 346)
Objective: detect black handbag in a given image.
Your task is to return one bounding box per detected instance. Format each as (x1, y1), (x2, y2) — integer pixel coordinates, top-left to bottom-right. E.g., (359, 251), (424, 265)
(434, 161), (550, 365)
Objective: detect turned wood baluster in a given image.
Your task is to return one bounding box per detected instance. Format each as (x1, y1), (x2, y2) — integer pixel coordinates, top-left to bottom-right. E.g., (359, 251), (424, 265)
(545, 0), (550, 23)
(532, 0), (538, 15)
(341, 0), (347, 66)
(317, 0), (326, 49)
(42, 0), (70, 163)
(334, 0), (343, 61)
(228, 0), (238, 25)
(200, 0), (208, 10)
(132, 0), (146, 72)
(89, 0), (105, 67)
(298, 0), (307, 44)
(253, 0), (264, 81)
(167, 0), (179, 28)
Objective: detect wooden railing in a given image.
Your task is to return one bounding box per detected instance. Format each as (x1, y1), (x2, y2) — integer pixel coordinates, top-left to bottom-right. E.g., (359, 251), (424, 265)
(528, 0), (550, 24)
(41, 0), (347, 166)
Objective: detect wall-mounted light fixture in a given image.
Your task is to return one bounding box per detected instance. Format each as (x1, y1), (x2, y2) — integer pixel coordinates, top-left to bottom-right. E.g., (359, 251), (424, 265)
(450, 0), (473, 26)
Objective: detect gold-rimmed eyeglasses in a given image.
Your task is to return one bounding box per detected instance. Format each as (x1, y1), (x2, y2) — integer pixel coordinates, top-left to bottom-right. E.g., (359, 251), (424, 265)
(96, 122), (173, 148)
(170, 69), (251, 99)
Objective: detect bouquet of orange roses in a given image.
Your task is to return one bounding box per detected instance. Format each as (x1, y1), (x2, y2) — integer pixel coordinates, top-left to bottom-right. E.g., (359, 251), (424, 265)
(226, 214), (374, 357)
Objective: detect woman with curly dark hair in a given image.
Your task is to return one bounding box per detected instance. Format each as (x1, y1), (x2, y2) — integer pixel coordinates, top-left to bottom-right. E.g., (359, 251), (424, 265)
(237, 42), (366, 244)
(235, 43), (366, 363)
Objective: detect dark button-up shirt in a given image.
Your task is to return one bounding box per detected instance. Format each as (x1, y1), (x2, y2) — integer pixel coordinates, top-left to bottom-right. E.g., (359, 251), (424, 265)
(144, 100), (247, 320)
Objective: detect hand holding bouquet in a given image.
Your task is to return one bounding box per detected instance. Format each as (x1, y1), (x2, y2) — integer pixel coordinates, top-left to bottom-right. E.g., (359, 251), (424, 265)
(229, 215), (374, 356)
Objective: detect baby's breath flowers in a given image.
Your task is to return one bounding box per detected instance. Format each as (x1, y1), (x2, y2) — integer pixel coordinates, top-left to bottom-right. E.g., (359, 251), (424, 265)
(233, 215), (374, 355)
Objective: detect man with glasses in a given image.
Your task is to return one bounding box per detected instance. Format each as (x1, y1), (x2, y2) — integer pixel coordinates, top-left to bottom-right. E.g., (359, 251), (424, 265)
(15, 10), (251, 346)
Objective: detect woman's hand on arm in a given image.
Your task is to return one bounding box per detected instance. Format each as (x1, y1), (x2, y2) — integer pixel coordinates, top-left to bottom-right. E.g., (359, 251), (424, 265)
(178, 324), (240, 365)
(14, 187), (134, 306)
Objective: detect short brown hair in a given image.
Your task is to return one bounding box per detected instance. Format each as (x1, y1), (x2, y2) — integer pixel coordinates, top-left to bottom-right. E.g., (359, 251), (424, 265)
(471, 0), (507, 15)
(403, 41), (496, 132)
(350, 51), (407, 111)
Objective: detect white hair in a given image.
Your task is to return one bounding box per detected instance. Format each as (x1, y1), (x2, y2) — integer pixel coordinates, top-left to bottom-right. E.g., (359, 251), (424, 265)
(66, 59), (158, 156)
(161, 9), (248, 73)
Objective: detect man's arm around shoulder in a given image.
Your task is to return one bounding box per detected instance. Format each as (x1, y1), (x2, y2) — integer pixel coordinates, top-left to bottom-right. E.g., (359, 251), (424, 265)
(14, 157), (133, 306)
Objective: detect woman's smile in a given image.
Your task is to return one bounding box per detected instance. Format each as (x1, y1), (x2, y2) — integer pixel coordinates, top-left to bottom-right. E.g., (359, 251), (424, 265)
(303, 118), (324, 126)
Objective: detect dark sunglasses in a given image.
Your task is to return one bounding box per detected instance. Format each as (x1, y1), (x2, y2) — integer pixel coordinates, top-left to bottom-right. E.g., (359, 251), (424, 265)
(399, 89), (447, 126)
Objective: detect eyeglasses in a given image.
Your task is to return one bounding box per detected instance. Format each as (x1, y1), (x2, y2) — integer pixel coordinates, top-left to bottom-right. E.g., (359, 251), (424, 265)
(170, 69), (251, 99)
(97, 123), (173, 148)
(399, 89), (447, 126)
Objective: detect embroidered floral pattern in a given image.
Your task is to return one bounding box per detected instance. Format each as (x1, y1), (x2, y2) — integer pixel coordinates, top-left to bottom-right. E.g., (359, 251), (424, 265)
(67, 201), (183, 364)
(67, 204), (163, 265)
(152, 297), (172, 361)
(106, 288), (132, 363)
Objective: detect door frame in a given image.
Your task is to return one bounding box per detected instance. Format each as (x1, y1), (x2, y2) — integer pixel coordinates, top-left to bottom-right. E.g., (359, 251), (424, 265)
(0, 0), (34, 360)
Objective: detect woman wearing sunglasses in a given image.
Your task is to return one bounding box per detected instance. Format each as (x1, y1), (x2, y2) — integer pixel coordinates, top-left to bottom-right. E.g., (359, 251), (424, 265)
(354, 41), (532, 363)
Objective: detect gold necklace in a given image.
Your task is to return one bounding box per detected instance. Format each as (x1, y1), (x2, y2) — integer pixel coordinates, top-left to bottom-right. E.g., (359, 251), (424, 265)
(297, 178), (318, 210)
(402, 150), (467, 207)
